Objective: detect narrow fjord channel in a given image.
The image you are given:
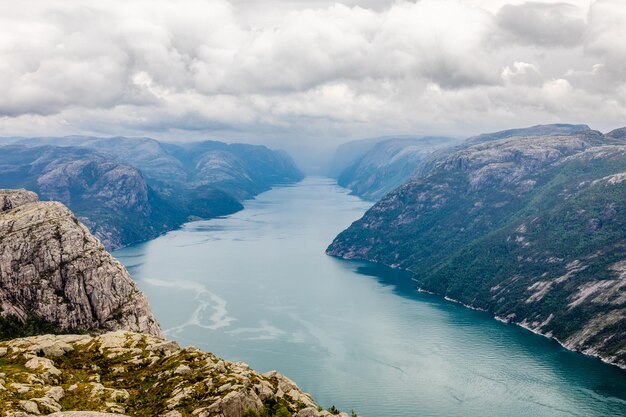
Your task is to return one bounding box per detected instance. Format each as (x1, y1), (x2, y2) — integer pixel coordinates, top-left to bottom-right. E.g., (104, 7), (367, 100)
(114, 177), (626, 417)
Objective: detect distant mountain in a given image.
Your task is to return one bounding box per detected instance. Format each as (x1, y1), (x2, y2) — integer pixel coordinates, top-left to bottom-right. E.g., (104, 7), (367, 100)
(330, 136), (458, 200)
(0, 137), (303, 249)
(328, 124), (626, 368)
(465, 123), (591, 144)
(161, 141), (305, 200)
(328, 136), (386, 178)
(607, 127), (626, 140)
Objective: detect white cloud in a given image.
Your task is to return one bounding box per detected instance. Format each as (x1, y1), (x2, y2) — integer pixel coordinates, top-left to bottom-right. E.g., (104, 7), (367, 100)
(501, 62), (543, 85)
(0, 0), (625, 146)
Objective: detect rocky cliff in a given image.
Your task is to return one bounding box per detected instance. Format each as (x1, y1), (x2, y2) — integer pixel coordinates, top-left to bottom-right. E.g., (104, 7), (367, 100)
(328, 125), (626, 368)
(0, 331), (351, 417)
(0, 190), (162, 338)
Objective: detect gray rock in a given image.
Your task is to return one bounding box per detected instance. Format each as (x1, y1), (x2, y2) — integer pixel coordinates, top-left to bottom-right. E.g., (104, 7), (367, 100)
(1, 331), (346, 417)
(0, 189), (38, 212)
(47, 413), (130, 417)
(0, 193), (163, 337)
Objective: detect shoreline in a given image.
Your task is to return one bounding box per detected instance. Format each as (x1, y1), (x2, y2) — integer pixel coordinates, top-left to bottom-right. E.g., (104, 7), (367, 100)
(359, 260), (626, 371)
(428, 288), (626, 371)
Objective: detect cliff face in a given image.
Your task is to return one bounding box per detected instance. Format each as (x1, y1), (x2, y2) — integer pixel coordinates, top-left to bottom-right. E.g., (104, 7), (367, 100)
(0, 331), (349, 417)
(0, 190), (162, 338)
(327, 126), (626, 368)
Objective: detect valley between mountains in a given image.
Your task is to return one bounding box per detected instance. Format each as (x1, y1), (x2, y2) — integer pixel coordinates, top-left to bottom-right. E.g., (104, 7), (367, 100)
(1, 124), (625, 417)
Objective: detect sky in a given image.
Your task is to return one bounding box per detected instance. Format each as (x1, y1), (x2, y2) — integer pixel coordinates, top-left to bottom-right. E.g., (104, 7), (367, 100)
(0, 0), (625, 160)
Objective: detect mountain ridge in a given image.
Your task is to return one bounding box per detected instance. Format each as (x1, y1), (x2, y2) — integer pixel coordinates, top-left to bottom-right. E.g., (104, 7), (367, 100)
(0, 137), (303, 249)
(327, 125), (626, 369)
(330, 135), (458, 200)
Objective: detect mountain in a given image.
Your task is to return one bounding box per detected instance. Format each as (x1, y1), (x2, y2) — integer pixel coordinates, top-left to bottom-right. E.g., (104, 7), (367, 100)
(334, 136), (458, 200)
(0, 332), (352, 417)
(328, 137), (385, 178)
(161, 141), (305, 200)
(327, 125), (626, 368)
(0, 137), (303, 249)
(0, 189), (162, 339)
(0, 145), (198, 249)
(465, 123), (591, 145)
(0, 136), (303, 198)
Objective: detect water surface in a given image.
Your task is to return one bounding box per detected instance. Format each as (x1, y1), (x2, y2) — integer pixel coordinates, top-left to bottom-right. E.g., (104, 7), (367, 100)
(114, 177), (626, 417)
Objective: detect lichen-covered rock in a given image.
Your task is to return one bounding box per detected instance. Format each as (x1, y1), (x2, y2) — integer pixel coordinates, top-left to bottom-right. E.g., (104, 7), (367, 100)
(0, 332), (347, 417)
(0, 194), (162, 338)
(0, 189), (38, 212)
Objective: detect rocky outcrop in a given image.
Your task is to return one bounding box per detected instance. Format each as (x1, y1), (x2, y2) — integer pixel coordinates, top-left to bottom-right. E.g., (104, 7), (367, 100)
(328, 125), (626, 368)
(0, 190), (162, 338)
(465, 123), (591, 145)
(1, 189), (38, 212)
(0, 331), (351, 417)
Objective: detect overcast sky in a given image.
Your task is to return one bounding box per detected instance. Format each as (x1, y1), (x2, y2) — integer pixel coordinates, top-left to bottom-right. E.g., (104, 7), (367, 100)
(0, 0), (625, 153)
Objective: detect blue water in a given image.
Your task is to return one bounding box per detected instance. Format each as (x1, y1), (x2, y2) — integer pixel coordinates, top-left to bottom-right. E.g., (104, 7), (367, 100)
(114, 177), (626, 417)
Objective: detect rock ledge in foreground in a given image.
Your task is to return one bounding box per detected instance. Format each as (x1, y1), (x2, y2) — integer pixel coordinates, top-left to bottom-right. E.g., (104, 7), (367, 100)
(0, 331), (351, 417)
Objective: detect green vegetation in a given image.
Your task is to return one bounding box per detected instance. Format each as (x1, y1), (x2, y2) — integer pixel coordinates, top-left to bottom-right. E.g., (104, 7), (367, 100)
(0, 333), (329, 417)
(242, 404), (292, 417)
(0, 313), (71, 341)
(329, 137), (626, 366)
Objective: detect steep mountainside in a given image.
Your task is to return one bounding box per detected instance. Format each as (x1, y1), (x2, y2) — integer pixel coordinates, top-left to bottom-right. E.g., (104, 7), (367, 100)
(327, 126), (626, 368)
(0, 145), (197, 249)
(328, 137), (384, 178)
(7, 135), (188, 184)
(0, 332), (351, 417)
(413, 124), (593, 178)
(0, 190), (162, 339)
(162, 141), (304, 200)
(0, 137), (303, 249)
(0, 136), (304, 198)
(335, 136), (458, 200)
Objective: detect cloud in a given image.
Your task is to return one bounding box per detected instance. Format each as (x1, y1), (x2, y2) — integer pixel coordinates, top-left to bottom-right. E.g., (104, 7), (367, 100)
(585, 0), (626, 80)
(0, 0), (625, 145)
(501, 62), (543, 85)
(496, 2), (586, 47)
